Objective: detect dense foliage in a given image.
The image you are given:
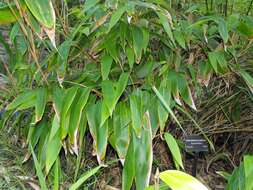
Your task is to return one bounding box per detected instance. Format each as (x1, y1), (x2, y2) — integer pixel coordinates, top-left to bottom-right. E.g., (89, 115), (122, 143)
(1, 0), (253, 189)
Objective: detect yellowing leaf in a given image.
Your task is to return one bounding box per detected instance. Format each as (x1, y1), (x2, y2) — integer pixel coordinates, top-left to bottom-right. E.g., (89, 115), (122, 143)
(160, 170), (209, 190)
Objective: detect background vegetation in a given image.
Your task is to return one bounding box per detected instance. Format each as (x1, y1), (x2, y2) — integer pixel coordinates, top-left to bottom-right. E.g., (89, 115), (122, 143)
(0, 0), (253, 189)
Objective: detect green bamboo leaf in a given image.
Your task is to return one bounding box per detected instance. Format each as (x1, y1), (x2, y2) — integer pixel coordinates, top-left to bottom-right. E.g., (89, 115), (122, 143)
(101, 80), (115, 116)
(101, 73), (129, 125)
(239, 70), (253, 94)
(122, 138), (135, 190)
(115, 73), (129, 101)
(57, 40), (73, 83)
(174, 30), (186, 49)
(208, 52), (218, 73)
(30, 144), (48, 190)
(53, 157), (59, 190)
(130, 90), (143, 138)
(24, 0), (56, 47)
(35, 87), (47, 123)
(84, 0), (100, 12)
(177, 75), (196, 110)
(126, 47), (135, 69)
(74, 114), (87, 181)
(217, 18), (228, 43)
(60, 87), (78, 139)
(164, 133), (184, 170)
(48, 115), (60, 141)
(152, 86), (182, 129)
(24, 0), (55, 28)
(68, 88), (90, 143)
(86, 102), (108, 164)
(52, 85), (64, 119)
(132, 26), (143, 63)
(134, 112), (153, 190)
(69, 165), (103, 190)
(112, 102), (131, 162)
(108, 6), (127, 32)
(46, 127), (62, 173)
(244, 155), (253, 190)
(157, 86), (170, 132)
(27, 120), (46, 149)
(16, 97), (37, 111)
(156, 12), (175, 45)
(237, 17), (253, 38)
(142, 28), (149, 53)
(6, 90), (37, 110)
(0, 3), (21, 25)
(160, 170), (208, 190)
(101, 54), (113, 80)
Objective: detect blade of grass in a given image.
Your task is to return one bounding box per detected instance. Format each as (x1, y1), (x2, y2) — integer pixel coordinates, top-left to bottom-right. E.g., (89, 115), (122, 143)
(69, 165), (103, 190)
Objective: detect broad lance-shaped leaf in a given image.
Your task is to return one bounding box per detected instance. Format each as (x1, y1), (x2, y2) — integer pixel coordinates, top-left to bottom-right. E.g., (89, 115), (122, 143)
(122, 112), (153, 190)
(35, 87), (47, 123)
(122, 137), (135, 190)
(167, 71), (182, 106)
(164, 133), (184, 170)
(52, 85), (64, 120)
(208, 51), (227, 74)
(160, 170), (208, 190)
(24, 0), (54, 28)
(239, 70), (253, 94)
(237, 17), (253, 38)
(6, 90), (37, 110)
(108, 5), (127, 32)
(157, 87), (170, 132)
(101, 54), (113, 80)
(132, 26), (143, 63)
(217, 18), (228, 43)
(86, 102), (108, 164)
(68, 88), (90, 144)
(152, 86), (182, 130)
(24, 120), (47, 162)
(156, 12), (175, 45)
(126, 46), (135, 69)
(244, 155), (253, 190)
(84, 0), (99, 12)
(130, 89), (143, 138)
(142, 28), (149, 53)
(112, 102), (131, 163)
(177, 75), (196, 111)
(60, 87), (78, 139)
(134, 112), (153, 190)
(24, 0), (56, 47)
(0, 3), (23, 24)
(208, 52), (218, 73)
(101, 73), (129, 126)
(57, 40), (73, 85)
(46, 121), (62, 174)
